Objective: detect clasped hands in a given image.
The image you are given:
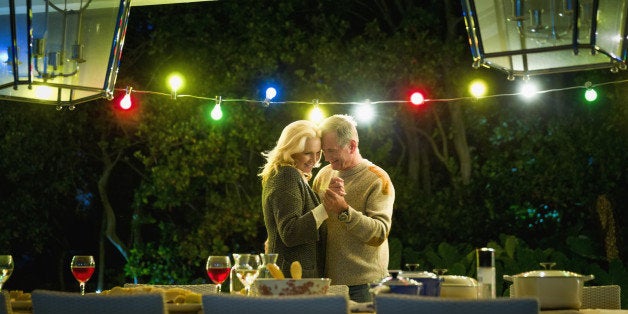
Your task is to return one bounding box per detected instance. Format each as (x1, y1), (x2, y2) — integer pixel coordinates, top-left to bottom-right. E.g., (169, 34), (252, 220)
(323, 177), (348, 215)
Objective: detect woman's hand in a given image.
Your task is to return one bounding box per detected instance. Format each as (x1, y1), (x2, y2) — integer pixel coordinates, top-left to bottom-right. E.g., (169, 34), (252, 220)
(328, 177), (346, 196)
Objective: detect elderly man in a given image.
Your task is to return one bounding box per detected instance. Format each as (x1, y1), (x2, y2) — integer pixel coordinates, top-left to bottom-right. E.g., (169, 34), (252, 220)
(312, 114), (395, 303)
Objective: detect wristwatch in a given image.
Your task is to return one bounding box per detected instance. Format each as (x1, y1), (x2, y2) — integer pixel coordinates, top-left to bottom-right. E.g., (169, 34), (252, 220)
(337, 208), (350, 222)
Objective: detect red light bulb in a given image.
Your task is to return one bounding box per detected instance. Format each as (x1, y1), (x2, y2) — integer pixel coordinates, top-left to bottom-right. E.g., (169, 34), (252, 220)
(120, 94), (132, 110)
(410, 92), (425, 105)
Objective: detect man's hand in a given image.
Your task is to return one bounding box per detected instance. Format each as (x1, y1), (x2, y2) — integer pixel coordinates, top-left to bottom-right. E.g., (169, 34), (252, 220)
(323, 188), (348, 215)
(328, 177), (346, 196)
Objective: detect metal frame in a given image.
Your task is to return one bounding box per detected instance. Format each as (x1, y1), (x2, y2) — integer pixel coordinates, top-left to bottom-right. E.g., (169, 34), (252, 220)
(461, 0), (628, 78)
(1, 0), (131, 106)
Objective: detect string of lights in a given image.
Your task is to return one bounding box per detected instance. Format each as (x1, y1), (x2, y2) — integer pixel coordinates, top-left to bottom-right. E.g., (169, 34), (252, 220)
(112, 76), (628, 122)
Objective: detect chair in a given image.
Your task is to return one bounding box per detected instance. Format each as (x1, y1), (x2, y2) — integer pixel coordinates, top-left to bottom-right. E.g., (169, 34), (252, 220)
(328, 285), (349, 297)
(0, 291), (13, 314)
(582, 285), (621, 309)
(31, 289), (166, 314)
(201, 293), (348, 314)
(124, 283), (219, 294)
(375, 294), (539, 314)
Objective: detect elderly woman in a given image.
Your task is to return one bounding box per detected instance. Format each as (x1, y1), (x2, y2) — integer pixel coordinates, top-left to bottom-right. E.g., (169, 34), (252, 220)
(259, 120), (328, 278)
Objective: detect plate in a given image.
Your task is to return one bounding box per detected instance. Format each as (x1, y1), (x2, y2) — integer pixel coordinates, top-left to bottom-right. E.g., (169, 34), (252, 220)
(166, 303), (202, 313)
(11, 300), (33, 310)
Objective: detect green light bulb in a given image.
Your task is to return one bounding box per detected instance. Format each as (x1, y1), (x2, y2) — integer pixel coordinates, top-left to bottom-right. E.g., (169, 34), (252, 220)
(584, 89), (597, 102)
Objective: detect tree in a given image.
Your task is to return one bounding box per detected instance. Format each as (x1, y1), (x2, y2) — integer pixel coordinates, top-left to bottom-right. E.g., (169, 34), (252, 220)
(0, 0), (625, 291)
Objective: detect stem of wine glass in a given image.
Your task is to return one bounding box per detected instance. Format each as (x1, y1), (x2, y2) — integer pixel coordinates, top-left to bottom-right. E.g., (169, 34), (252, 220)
(244, 285), (250, 296)
(79, 282), (86, 295)
(216, 283), (221, 293)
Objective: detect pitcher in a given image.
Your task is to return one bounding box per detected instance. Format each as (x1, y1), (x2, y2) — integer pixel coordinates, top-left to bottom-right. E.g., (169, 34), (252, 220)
(229, 253), (251, 294)
(257, 253), (279, 279)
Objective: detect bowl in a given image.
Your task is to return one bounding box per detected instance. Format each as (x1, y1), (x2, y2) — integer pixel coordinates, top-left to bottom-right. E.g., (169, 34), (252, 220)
(401, 270), (442, 296)
(254, 278), (331, 296)
(504, 268), (594, 309)
(439, 275), (478, 299)
(370, 271), (422, 296)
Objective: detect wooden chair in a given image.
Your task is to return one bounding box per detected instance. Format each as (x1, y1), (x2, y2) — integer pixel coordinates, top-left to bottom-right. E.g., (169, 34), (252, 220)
(0, 291), (13, 314)
(31, 289), (166, 314)
(375, 294), (539, 314)
(201, 293), (348, 314)
(582, 285), (621, 309)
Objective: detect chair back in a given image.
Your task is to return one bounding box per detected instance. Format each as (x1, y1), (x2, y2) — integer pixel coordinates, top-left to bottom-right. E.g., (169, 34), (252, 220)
(582, 285), (621, 309)
(201, 293), (348, 314)
(31, 289), (166, 314)
(0, 291), (13, 314)
(375, 295), (539, 314)
(509, 284), (622, 310)
(124, 283), (218, 294)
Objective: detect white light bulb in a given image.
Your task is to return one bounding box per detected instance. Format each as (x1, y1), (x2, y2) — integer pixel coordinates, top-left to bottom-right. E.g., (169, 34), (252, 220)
(355, 101), (375, 123)
(520, 82), (538, 99)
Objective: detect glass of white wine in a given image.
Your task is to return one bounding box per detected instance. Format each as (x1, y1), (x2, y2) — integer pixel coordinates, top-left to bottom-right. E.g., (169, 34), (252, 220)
(235, 254), (260, 296)
(0, 255), (14, 291)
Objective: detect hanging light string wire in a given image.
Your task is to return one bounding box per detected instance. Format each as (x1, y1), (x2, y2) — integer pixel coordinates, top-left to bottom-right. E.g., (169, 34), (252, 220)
(115, 77), (628, 106)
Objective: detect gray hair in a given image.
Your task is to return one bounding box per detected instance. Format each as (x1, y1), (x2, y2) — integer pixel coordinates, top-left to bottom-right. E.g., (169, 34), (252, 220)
(319, 114), (359, 147)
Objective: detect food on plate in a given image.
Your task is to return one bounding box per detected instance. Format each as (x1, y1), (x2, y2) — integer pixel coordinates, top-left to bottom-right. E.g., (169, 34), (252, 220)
(100, 286), (201, 304)
(267, 263), (285, 279)
(9, 290), (31, 301)
(290, 261), (302, 279)
(184, 292), (202, 304)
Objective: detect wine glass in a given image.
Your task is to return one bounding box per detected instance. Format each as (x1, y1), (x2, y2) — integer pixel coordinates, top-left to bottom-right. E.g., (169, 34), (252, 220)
(0, 255), (14, 291)
(235, 254), (260, 296)
(70, 255), (95, 295)
(206, 256), (231, 293)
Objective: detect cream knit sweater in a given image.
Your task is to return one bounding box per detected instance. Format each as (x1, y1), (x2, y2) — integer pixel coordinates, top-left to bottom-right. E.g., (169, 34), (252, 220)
(312, 159), (395, 286)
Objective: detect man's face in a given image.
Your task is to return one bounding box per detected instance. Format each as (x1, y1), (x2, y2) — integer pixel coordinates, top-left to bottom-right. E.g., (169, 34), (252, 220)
(321, 132), (353, 170)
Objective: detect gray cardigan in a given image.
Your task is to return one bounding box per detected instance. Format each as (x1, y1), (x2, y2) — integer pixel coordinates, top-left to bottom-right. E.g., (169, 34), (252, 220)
(262, 166), (326, 278)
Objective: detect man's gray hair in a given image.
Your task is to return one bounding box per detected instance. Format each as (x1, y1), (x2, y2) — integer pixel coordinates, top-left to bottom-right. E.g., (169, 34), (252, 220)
(319, 114), (359, 147)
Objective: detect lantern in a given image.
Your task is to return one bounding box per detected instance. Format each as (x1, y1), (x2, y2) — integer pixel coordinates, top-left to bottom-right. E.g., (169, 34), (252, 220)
(461, 0), (628, 79)
(0, 0), (213, 108)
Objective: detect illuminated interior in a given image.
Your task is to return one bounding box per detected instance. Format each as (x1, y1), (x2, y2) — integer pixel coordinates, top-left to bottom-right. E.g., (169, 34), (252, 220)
(461, 0), (628, 79)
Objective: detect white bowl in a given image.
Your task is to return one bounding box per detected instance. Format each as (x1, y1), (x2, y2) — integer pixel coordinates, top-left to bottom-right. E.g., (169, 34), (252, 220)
(440, 275), (478, 299)
(254, 278), (332, 296)
(504, 270), (594, 309)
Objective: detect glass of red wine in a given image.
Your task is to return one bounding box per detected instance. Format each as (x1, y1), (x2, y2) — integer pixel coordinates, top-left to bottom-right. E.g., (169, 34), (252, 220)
(71, 255), (95, 295)
(206, 255), (231, 293)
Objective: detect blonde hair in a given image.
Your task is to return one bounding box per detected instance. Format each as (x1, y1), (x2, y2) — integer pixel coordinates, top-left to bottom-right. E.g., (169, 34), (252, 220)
(319, 114), (359, 147)
(259, 120), (321, 183)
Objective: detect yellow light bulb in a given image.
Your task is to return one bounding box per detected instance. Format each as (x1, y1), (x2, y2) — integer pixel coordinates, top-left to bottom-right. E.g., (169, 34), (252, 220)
(309, 106), (324, 123)
(469, 80), (487, 98)
(168, 74), (184, 92)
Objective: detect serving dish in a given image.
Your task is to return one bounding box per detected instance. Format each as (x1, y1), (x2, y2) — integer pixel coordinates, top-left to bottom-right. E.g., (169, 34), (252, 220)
(254, 278), (331, 296)
(504, 265), (594, 309)
(370, 271), (422, 296)
(401, 270), (442, 296)
(439, 275), (478, 299)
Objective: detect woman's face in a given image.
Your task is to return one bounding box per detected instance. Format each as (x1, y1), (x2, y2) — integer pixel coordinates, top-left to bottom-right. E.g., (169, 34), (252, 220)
(292, 136), (321, 175)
